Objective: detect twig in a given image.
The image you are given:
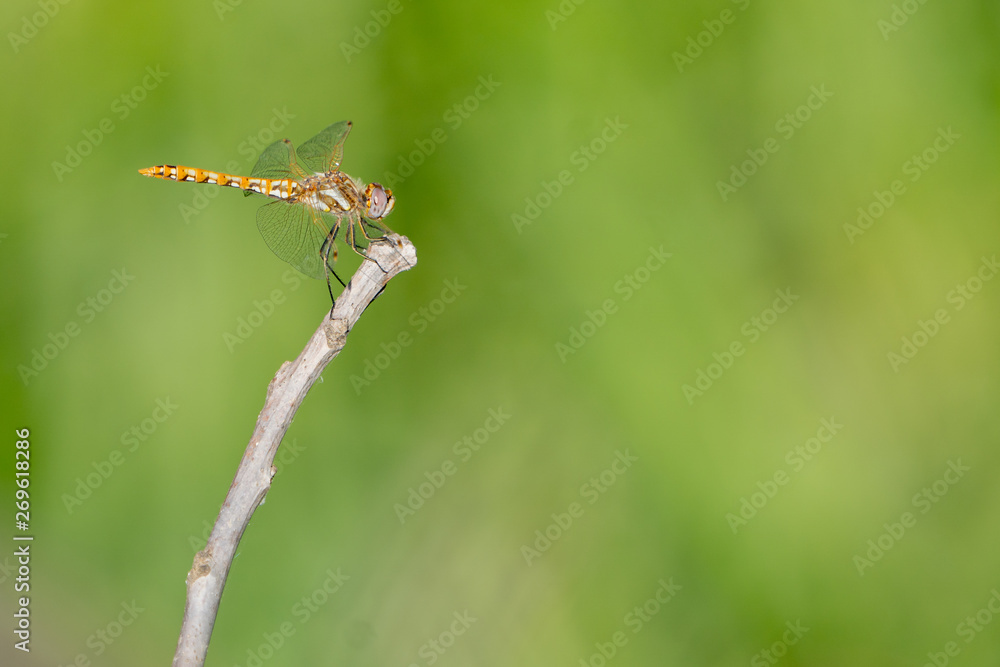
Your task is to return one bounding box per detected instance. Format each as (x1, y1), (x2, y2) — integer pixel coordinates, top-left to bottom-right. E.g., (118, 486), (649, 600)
(171, 235), (417, 667)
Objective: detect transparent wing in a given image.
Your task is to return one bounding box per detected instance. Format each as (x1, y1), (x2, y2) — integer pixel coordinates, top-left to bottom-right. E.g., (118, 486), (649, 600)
(296, 121), (352, 174)
(245, 139), (308, 197)
(256, 200), (342, 280)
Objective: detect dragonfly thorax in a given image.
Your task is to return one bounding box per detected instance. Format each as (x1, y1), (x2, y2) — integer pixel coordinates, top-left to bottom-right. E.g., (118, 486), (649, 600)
(299, 171), (361, 213)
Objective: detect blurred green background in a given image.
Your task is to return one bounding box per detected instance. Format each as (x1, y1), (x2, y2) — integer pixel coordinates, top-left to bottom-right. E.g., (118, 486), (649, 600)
(2, 0), (999, 665)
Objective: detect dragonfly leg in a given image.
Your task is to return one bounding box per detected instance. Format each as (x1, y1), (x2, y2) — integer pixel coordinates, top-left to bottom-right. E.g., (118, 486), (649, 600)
(325, 276), (336, 316)
(319, 231), (345, 313)
(346, 216), (392, 274)
(359, 217), (392, 243)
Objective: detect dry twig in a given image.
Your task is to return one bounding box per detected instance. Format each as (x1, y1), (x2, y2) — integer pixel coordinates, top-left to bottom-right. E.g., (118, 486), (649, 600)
(172, 235), (417, 667)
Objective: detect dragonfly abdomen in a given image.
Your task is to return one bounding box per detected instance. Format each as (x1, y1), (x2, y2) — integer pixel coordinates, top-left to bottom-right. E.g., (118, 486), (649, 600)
(138, 165), (298, 200)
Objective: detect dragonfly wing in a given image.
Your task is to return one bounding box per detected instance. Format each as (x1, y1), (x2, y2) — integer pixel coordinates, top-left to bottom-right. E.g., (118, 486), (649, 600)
(245, 139), (308, 197)
(296, 121), (352, 174)
(256, 200), (340, 280)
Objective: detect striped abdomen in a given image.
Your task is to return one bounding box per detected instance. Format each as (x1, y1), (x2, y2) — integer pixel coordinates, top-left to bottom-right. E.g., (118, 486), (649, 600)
(138, 164), (299, 200)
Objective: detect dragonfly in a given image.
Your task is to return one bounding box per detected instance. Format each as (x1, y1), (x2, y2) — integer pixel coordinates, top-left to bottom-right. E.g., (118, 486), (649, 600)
(139, 121), (395, 305)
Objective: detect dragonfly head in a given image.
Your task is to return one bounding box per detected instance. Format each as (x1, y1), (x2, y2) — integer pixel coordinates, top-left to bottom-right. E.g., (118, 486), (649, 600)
(363, 183), (395, 220)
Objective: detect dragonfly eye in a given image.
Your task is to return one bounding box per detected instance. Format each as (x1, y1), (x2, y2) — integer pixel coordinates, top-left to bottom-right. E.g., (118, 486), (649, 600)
(366, 183), (394, 219)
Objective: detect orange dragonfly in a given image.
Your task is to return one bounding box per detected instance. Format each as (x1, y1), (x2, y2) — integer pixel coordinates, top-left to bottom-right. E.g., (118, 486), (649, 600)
(139, 121), (395, 302)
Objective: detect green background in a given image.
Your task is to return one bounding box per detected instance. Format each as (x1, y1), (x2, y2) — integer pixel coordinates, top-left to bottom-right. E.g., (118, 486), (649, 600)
(2, 0), (999, 665)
